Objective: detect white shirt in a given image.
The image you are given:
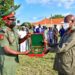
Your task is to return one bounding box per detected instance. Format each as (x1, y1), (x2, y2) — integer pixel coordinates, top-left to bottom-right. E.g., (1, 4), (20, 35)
(18, 30), (27, 52)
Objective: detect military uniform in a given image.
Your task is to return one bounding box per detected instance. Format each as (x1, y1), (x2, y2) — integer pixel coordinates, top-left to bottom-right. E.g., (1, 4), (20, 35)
(48, 30), (75, 75)
(0, 26), (19, 75)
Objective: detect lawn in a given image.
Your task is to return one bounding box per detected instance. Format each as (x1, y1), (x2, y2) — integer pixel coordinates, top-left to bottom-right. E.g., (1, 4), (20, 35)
(16, 53), (58, 75)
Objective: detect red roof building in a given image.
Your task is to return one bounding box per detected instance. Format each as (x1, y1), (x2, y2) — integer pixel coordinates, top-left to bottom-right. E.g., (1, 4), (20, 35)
(32, 18), (64, 27)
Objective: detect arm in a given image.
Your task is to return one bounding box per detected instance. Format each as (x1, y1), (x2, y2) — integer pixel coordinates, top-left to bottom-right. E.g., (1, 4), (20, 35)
(19, 33), (31, 44)
(1, 33), (30, 55)
(3, 46), (30, 55)
(57, 38), (75, 53)
(43, 40), (58, 54)
(45, 34), (75, 54)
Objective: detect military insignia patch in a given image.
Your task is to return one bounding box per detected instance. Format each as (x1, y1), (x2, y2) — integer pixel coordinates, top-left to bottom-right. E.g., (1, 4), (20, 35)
(0, 34), (4, 40)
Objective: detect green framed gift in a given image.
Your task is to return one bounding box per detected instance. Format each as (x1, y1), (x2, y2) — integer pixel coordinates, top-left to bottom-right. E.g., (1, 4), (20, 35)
(28, 33), (46, 57)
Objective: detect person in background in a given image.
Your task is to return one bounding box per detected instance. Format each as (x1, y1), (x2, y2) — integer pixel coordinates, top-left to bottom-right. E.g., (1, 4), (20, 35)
(44, 14), (75, 75)
(42, 26), (48, 41)
(42, 26), (46, 33)
(18, 26), (27, 52)
(24, 25), (30, 51)
(15, 20), (21, 34)
(53, 25), (59, 45)
(36, 24), (43, 33)
(47, 27), (54, 46)
(59, 25), (65, 39)
(33, 25), (36, 33)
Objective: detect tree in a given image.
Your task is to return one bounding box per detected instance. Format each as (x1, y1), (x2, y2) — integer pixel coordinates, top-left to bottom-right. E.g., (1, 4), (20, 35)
(0, 0), (14, 13)
(50, 14), (64, 19)
(0, 0), (14, 27)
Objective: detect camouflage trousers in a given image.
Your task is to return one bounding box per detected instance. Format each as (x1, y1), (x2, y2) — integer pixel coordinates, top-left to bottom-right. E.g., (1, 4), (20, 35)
(0, 55), (18, 75)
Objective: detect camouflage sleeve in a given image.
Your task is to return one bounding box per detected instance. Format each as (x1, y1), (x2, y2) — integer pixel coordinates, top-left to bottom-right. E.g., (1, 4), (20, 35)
(57, 33), (75, 53)
(47, 43), (69, 53)
(48, 38), (75, 53)
(1, 33), (9, 47)
(58, 39), (75, 53)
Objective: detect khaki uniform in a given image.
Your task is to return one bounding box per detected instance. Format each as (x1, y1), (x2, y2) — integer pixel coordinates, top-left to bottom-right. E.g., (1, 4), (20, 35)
(49, 31), (75, 75)
(0, 26), (19, 75)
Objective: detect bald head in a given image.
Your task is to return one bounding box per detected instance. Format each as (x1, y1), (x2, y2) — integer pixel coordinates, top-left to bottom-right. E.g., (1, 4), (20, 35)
(64, 14), (75, 23)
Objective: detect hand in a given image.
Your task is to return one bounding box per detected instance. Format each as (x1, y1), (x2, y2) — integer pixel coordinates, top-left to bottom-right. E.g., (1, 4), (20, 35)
(19, 50), (30, 55)
(24, 50), (30, 55)
(44, 40), (48, 44)
(43, 48), (50, 54)
(27, 33), (32, 37)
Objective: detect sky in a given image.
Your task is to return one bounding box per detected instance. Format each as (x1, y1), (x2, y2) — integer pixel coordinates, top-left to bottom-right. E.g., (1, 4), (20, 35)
(14, 0), (75, 24)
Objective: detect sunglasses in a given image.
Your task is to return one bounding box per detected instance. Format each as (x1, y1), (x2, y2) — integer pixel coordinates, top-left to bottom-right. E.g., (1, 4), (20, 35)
(7, 17), (16, 21)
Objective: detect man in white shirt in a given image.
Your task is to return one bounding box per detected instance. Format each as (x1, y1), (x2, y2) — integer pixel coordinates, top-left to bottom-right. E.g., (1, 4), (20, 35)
(18, 26), (27, 52)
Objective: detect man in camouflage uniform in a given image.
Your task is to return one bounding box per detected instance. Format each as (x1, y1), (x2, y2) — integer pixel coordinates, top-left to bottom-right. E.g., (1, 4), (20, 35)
(45, 14), (75, 75)
(0, 12), (30, 75)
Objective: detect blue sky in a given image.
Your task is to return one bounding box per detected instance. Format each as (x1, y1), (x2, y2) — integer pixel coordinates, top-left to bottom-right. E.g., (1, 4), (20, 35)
(14, 0), (75, 24)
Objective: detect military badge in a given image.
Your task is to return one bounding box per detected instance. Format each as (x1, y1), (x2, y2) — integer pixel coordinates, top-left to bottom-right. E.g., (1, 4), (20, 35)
(0, 34), (4, 40)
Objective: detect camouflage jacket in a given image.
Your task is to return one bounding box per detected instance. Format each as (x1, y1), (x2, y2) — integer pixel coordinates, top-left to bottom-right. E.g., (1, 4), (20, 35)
(49, 30), (75, 75)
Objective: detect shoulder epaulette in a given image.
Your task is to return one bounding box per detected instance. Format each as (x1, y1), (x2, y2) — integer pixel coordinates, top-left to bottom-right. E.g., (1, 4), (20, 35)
(1, 26), (8, 33)
(0, 29), (5, 33)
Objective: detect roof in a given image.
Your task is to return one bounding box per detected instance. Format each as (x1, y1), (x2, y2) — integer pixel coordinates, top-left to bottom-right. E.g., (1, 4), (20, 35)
(32, 18), (64, 26)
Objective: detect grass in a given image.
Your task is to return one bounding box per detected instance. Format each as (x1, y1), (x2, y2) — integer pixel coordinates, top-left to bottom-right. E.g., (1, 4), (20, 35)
(16, 53), (58, 75)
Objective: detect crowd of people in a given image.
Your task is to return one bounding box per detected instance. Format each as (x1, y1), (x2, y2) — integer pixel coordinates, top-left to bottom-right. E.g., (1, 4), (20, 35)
(32, 24), (66, 47)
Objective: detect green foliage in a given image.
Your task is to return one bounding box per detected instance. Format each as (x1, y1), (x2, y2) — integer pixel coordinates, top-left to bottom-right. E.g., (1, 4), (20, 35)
(2, 4), (20, 17)
(0, 18), (5, 27)
(0, 0), (14, 12)
(0, 0), (14, 27)
(50, 14), (64, 19)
